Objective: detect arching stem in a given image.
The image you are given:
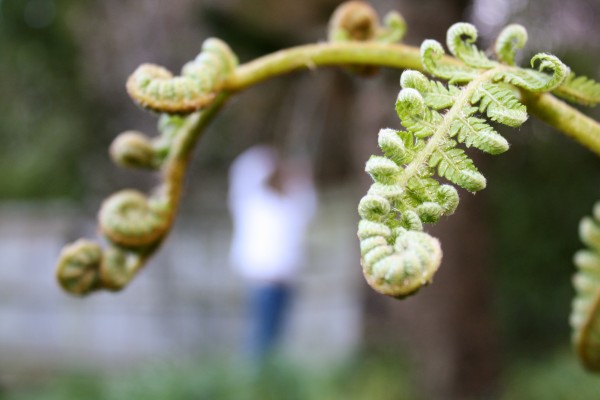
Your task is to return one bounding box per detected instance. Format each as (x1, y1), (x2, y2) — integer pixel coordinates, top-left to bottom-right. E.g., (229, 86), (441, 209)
(220, 41), (600, 156)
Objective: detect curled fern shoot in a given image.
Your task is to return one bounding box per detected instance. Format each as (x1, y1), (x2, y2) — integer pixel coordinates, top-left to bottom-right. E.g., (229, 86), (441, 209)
(126, 38), (237, 113)
(56, 240), (102, 296)
(110, 131), (161, 170)
(55, 92), (229, 296)
(98, 190), (170, 248)
(328, 1), (405, 76)
(56, 239), (148, 295)
(358, 22), (573, 298)
(328, 1), (405, 44)
(571, 202), (600, 372)
(494, 24), (527, 66)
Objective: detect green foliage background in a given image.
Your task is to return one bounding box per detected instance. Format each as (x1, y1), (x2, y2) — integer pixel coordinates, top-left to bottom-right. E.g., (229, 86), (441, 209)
(0, 0), (103, 199)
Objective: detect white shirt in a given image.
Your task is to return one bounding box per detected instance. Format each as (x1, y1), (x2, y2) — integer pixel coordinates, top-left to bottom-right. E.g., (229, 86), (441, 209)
(228, 146), (317, 283)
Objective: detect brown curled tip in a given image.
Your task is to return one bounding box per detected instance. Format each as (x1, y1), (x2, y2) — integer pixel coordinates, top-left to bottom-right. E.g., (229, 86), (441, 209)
(126, 63), (215, 114)
(329, 1), (379, 42)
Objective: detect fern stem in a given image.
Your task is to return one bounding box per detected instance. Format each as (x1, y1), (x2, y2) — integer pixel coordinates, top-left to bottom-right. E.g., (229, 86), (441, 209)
(124, 93), (229, 283)
(225, 41), (600, 156)
(225, 42), (444, 90)
(162, 92), (230, 211)
(523, 92), (600, 156)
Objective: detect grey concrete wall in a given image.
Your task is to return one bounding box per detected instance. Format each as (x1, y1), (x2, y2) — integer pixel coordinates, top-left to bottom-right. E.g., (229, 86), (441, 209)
(0, 185), (363, 374)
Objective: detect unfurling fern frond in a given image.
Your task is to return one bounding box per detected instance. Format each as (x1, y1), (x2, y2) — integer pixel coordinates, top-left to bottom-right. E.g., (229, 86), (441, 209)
(55, 93), (220, 296)
(56, 240), (102, 295)
(109, 131), (160, 170)
(56, 189), (170, 295)
(494, 24), (527, 66)
(56, 189), (170, 296)
(98, 190), (170, 248)
(358, 22), (573, 298)
(328, 1), (406, 76)
(571, 202), (600, 372)
(55, 239), (148, 295)
(328, 1), (406, 44)
(126, 38), (237, 113)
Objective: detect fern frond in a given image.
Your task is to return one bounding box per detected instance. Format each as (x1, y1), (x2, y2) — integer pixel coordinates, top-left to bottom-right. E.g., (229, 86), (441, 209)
(358, 22), (562, 298)
(429, 142), (486, 192)
(126, 38), (237, 113)
(358, 221), (442, 298)
(421, 39), (479, 84)
(109, 131), (160, 170)
(329, 2), (406, 44)
(396, 88), (443, 138)
(450, 112), (509, 155)
(571, 202), (600, 372)
(471, 83), (528, 127)
(401, 70), (460, 110)
(56, 240), (102, 295)
(359, 69), (514, 297)
(375, 11), (406, 43)
(493, 53), (569, 92)
(494, 24), (528, 66)
(446, 23), (496, 69)
(554, 73), (600, 107)
(98, 189), (170, 248)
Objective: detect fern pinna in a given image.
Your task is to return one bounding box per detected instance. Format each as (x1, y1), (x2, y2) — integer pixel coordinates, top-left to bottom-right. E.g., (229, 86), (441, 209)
(357, 22), (599, 298)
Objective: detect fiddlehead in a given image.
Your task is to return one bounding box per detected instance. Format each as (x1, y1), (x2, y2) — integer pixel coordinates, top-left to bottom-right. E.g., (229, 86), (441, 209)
(56, 239), (148, 294)
(359, 22), (575, 298)
(494, 24), (527, 66)
(99, 245), (147, 291)
(571, 202), (600, 372)
(328, 1), (406, 76)
(98, 189), (170, 248)
(328, 1), (379, 42)
(110, 131), (161, 170)
(56, 240), (102, 295)
(328, 1), (405, 44)
(126, 38), (237, 113)
(56, 91), (229, 295)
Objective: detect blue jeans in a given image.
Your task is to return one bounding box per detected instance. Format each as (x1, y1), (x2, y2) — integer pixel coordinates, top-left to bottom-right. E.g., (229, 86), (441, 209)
(246, 282), (292, 362)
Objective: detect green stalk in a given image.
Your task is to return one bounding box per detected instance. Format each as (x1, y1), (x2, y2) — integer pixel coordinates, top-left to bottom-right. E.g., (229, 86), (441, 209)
(221, 41), (600, 156)
(523, 91), (600, 157)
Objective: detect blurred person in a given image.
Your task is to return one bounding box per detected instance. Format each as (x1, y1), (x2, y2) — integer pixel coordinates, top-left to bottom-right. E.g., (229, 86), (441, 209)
(228, 145), (317, 363)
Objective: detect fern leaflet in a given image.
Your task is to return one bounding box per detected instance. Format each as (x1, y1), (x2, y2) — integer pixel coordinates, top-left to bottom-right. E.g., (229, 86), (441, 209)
(554, 73), (600, 106)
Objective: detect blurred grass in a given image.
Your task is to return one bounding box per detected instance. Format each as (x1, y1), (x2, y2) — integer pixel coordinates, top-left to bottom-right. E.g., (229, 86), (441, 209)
(503, 350), (600, 400)
(4, 349), (600, 400)
(0, 350), (418, 400)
